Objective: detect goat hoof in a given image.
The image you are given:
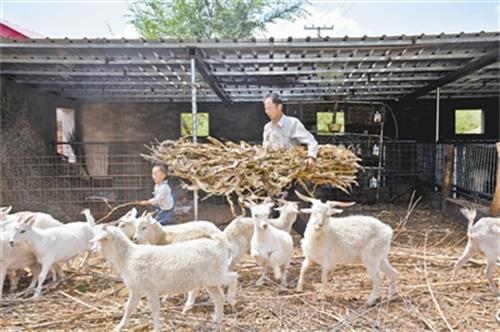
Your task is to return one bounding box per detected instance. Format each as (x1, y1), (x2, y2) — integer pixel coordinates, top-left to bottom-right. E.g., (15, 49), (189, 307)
(227, 297), (237, 307)
(181, 306), (193, 315)
(209, 315), (222, 327)
(388, 287), (398, 300)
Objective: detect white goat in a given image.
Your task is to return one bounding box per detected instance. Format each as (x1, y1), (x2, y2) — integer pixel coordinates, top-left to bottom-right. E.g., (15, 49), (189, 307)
(1, 208), (62, 232)
(9, 212), (97, 298)
(223, 200), (300, 269)
(271, 200), (301, 233)
(91, 226), (237, 332)
(248, 202), (294, 287)
(453, 207), (500, 294)
(132, 216), (222, 245)
(132, 216), (224, 313)
(1, 210), (65, 297)
(116, 208), (141, 239)
(0, 230), (40, 299)
(295, 191), (397, 305)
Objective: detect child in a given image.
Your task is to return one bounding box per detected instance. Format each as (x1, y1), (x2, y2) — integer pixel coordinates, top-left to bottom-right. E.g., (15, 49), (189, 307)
(140, 164), (174, 225)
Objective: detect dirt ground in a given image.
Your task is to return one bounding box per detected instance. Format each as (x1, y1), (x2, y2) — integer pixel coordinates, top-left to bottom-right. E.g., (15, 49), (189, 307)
(1, 203), (499, 331)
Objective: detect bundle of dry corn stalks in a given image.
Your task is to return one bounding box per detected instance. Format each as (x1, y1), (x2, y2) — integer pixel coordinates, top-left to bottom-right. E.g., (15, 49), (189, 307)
(144, 137), (361, 211)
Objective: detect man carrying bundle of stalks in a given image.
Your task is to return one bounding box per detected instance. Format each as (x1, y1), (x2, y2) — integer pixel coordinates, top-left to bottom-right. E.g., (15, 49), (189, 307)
(262, 92), (319, 236)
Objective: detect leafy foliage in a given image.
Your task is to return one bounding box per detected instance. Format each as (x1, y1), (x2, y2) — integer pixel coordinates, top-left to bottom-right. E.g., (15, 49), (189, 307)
(455, 110), (483, 134)
(129, 0), (308, 39)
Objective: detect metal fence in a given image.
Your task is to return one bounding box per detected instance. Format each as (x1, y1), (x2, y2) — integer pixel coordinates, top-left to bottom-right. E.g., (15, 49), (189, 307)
(453, 143), (497, 201)
(0, 141), (497, 223)
(0, 153), (153, 222)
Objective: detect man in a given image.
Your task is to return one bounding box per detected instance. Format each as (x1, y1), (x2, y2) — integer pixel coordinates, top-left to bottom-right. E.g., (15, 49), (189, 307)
(262, 92), (319, 236)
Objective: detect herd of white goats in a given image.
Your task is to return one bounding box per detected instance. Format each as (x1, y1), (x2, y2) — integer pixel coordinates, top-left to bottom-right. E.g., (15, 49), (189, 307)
(1, 191), (499, 331)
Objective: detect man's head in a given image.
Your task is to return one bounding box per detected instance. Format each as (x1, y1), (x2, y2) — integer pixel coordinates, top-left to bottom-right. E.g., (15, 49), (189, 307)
(152, 164), (168, 184)
(263, 92), (283, 123)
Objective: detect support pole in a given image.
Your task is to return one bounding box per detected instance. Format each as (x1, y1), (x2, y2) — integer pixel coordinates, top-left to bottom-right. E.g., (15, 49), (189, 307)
(434, 87), (440, 192)
(490, 142), (500, 216)
(435, 87), (440, 143)
(190, 57), (198, 221)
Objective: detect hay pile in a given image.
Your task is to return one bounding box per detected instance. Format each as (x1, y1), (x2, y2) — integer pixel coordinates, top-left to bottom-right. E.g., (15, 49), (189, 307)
(145, 137), (361, 212)
(1, 205), (498, 331)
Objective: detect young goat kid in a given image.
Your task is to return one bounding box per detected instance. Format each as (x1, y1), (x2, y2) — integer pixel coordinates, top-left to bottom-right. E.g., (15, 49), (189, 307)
(132, 216), (224, 314)
(453, 207), (500, 294)
(295, 191), (397, 305)
(223, 200), (300, 270)
(132, 216), (222, 245)
(91, 226), (237, 332)
(248, 201), (294, 287)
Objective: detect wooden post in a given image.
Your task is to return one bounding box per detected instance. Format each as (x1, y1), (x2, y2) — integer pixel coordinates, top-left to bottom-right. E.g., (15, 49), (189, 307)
(442, 144), (455, 199)
(490, 142), (500, 216)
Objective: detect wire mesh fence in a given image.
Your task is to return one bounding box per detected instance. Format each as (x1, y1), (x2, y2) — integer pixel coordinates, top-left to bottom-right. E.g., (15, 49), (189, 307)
(0, 141), (497, 224)
(454, 143), (497, 201)
(0, 153), (153, 222)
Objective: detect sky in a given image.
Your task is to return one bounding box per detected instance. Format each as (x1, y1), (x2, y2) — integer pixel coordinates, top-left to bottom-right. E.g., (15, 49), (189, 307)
(0, 0), (499, 39)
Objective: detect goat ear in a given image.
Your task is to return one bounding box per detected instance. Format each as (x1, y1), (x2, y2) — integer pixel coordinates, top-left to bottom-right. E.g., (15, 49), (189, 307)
(124, 207), (136, 218)
(275, 198), (287, 206)
(4, 206), (12, 214)
(24, 215), (36, 227)
(263, 202), (274, 211)
(274, 206), (284, 212)
(148, 216), (157, 225)
(140, 210), (148, 218)
(91, 231), (108, 242)
(328, 208), (343, 215)
(244, 200), (255, 209)
(300, 208), (313, 214)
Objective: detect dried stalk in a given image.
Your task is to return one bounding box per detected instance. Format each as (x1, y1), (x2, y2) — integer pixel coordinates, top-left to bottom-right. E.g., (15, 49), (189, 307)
(423, 232), (454, 332)
(144, 137), (361, 207)
(96, 201), (140, 224)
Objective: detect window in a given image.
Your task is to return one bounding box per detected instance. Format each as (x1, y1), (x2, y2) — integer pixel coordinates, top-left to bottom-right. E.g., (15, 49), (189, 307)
(56, 108), (76, 162)
(316, 111), (345, 135)
(455, 109), (484, 134)
(181, 113), (209, 137)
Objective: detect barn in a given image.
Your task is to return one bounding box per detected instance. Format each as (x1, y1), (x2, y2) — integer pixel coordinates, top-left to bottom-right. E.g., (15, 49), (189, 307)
(0, 32), (499, 330)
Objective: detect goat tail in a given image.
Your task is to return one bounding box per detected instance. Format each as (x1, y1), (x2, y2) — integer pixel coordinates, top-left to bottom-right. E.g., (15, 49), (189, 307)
(208, 232), (234, 262)
(81, 208), (96, 227)
(459, 207), (476, 236)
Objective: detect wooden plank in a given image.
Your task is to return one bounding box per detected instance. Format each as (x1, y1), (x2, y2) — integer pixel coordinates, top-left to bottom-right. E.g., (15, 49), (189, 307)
(441, 145), (455, 198)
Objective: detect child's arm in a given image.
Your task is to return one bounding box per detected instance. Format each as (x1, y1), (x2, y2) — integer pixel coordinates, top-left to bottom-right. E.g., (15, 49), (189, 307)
(149, 184), (174, 210)
(139, 200), (151, 206)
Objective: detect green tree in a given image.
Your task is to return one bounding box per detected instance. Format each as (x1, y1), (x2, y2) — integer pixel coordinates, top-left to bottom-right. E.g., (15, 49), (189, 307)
(129, 0), (308, 39)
